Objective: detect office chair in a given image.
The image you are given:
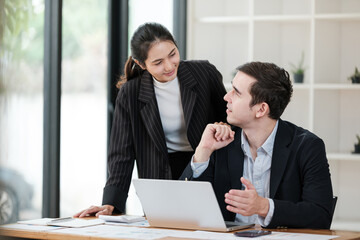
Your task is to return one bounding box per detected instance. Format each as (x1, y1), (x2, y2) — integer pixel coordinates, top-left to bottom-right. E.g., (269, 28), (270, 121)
(331, 196), (338, 220)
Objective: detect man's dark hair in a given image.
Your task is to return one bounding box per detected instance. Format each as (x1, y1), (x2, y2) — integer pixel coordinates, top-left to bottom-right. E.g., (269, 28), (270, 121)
(236, 62), (293, 119)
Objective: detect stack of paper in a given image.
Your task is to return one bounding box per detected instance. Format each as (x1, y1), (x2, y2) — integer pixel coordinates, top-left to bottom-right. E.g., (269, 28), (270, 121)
(99, 215), (145, 223)
(18, 217), (105, 228)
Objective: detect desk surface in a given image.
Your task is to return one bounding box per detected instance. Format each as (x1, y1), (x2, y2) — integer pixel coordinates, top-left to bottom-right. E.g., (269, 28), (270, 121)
(1, 221), (360, 240)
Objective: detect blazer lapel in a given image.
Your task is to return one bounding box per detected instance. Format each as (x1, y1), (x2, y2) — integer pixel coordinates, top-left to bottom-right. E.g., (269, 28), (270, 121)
(138, 71), (168, 157)
(227, 128), (244, 190)
(270, 119), (291, 198)
(177, 62), (197, 130)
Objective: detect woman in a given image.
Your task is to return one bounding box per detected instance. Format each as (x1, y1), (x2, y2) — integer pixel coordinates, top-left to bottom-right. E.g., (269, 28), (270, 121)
(75, 22), (227, 217)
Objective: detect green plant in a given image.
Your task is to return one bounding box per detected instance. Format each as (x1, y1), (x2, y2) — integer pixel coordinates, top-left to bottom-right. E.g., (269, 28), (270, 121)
(348, 67), (360, 80)
(0, 0), (34, 94)
(356, 134), (360, 145)
(290, 51), (306, 75)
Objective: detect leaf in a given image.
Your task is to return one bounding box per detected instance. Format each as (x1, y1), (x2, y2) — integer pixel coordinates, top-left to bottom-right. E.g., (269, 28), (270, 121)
(289, 51), (306, 74)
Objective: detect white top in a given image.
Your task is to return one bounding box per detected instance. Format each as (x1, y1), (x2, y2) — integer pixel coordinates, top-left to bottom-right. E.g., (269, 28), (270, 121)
(153, 77), (193, 153)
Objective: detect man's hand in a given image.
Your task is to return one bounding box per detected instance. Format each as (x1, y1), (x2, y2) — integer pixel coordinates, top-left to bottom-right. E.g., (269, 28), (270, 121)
(193, 123), (235, 163)
(73, 205), (115, 218)
(224, 177), (269, 217)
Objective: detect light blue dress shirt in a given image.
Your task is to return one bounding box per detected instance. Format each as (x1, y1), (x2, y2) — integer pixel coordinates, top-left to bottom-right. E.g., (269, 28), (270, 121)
(191, 121), (278, 227)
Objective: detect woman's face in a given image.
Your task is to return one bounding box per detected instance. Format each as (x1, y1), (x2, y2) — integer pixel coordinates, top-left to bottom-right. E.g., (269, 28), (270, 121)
(143, 40), (180, 82)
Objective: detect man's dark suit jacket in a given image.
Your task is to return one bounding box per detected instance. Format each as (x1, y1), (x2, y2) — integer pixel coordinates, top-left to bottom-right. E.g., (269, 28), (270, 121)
(180, 119), (334, 229)
(103, 60), (227, 213)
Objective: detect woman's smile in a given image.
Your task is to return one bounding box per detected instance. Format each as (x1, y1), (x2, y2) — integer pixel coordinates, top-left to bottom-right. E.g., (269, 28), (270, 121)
(164, 69), (175, 77)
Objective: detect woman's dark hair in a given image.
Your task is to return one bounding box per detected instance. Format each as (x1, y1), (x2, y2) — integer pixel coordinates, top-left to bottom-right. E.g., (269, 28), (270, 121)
(116, 22), (177, 88)
(236, 62), (293, 120)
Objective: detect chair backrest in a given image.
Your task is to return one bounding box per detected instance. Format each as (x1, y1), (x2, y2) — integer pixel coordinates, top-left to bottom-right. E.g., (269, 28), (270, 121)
(331, 196), (338, 220)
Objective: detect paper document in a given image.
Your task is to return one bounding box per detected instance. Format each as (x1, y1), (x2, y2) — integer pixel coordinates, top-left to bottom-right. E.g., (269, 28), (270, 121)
(1, 223), (62, 232)
(54, 224), (195, 239)
(17, 217), (104, 228)
(3, 222), (340, 240)
(18, 218), (54, 225)
(104, 220), (150, 227)
(194, 230), (339, 240)
(47, 218), (105, 227)
(99, 215), (145, 223)
(52, 226), (340, 240)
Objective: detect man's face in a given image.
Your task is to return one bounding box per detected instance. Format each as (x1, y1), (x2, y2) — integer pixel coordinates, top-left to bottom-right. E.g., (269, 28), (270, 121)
(223, 71), (258, 128)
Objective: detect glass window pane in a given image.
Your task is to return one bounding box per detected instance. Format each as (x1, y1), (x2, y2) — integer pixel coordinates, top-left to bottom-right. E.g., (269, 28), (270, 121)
(0, 0), (44, 224)
(60, 0), (107, 217)
(126, 0), (173, 215)
(129, 0), (173, 36)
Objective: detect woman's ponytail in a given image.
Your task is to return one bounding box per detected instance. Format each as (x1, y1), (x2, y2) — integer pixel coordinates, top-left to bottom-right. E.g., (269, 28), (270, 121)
(116, 56), (144, 89)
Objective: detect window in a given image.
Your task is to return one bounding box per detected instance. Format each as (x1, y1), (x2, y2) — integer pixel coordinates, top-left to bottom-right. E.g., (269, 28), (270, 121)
(0, 0), (182, 221)
(126, 0), (173, 215)
(129, 0), (173, 35)
(60, 0), (108, 217)
(0, 0), (44, 224)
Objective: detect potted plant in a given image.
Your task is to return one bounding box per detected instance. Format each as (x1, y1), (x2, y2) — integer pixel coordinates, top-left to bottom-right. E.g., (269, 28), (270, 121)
(348, 67), (360, 84)
(354, 134), (360, 154)
(290, 52), (306, 83)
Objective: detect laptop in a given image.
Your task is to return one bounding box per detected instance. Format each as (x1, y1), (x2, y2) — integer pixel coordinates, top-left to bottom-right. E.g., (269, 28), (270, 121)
(132, 178), (255, 232)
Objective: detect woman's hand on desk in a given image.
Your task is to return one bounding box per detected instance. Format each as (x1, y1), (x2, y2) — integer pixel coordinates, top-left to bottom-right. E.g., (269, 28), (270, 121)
(73, 205), (114, 218)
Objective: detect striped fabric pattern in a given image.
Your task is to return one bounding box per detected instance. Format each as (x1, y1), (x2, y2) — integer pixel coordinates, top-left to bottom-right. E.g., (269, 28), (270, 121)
(102, 60), (227, 213)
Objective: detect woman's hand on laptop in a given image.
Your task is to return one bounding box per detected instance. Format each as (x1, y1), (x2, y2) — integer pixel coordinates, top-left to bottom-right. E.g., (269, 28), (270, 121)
(73, 205), (115, 218)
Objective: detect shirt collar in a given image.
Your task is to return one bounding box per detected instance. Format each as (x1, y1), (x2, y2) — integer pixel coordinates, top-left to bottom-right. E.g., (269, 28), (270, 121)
(153, 76), (178, 88)
(241, 120), (279, 156)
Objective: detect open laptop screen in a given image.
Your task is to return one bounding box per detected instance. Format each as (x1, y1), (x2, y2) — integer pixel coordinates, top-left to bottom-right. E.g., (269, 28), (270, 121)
(132, 179), (254, 232)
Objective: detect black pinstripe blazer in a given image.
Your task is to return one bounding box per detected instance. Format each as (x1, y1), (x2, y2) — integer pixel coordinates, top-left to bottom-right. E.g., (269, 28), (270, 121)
(102, 60), (227, 213)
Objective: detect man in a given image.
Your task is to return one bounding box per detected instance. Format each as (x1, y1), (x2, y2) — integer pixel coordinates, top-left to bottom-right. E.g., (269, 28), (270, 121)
(180, 62), (333, 229)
